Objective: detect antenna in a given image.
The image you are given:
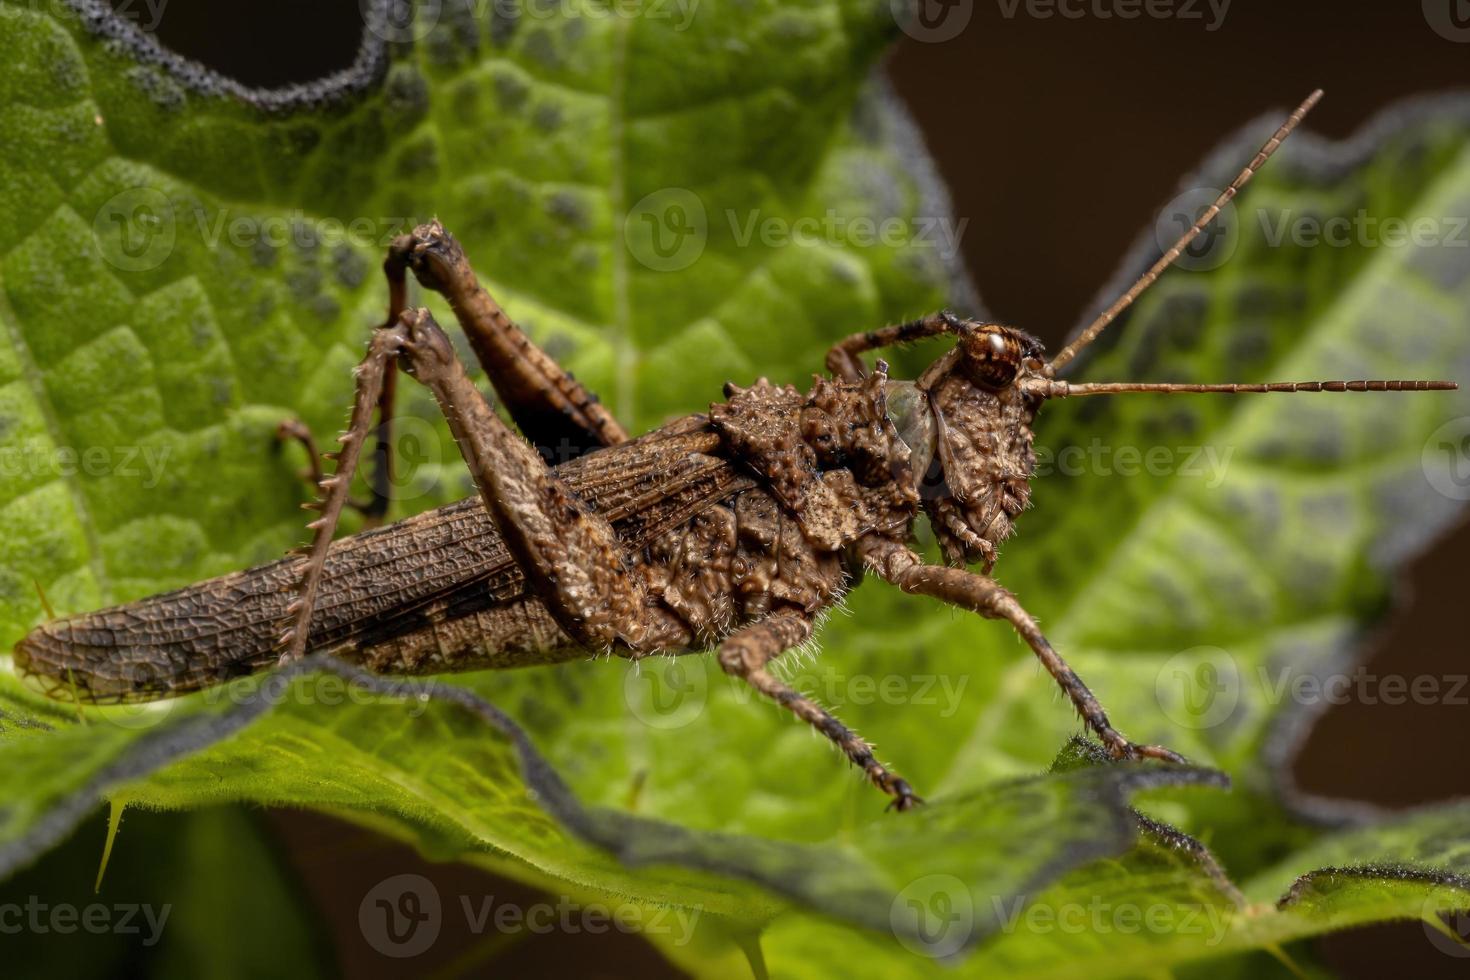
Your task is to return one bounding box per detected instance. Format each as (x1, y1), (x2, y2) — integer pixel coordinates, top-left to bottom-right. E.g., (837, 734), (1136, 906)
(1040, 379), (1457, 398)
(1048, 89), (1324, 374)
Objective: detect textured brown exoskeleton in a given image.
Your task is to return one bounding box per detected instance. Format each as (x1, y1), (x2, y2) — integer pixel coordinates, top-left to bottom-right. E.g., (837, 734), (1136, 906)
(13, 91), (1457, 809)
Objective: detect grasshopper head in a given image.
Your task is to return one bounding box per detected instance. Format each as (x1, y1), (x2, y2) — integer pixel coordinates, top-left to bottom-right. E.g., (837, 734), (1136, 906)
(881, 93), (1461, 568)
(891, 317), (1048, 569)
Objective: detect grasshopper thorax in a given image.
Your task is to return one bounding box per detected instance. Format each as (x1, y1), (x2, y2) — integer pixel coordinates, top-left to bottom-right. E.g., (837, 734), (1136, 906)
(891, 319), (1048, 569)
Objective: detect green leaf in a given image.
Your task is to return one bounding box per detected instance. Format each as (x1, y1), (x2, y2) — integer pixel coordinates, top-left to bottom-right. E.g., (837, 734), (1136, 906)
(0, 803), (330, 979)
(3, 2), (1470, 976)
(737, 801), (1470, 979)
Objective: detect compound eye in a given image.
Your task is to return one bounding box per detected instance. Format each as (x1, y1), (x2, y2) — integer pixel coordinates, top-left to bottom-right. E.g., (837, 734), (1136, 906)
(962, 325), (1023, 389)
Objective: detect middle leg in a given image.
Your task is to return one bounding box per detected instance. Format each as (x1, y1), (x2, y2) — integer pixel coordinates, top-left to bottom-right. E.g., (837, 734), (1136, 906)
(717, 612), (920, 810)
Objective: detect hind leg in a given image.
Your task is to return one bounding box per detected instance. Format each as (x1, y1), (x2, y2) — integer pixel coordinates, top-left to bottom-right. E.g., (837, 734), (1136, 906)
(279, 308), (681, 663)
(389, 220), (628, 461)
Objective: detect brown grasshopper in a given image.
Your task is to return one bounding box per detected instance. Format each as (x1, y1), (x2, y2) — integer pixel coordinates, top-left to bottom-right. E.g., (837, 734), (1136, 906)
(13, 91), (1456, 809)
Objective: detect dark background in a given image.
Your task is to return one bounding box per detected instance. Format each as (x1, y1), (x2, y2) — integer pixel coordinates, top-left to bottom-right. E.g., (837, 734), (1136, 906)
(90, 1), (1470, 976)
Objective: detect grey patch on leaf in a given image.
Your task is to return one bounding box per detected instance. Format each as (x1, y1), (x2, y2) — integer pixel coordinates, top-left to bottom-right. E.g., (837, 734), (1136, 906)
(1216, 483), (1284, 542)
(532, 101), (564, 133)
(427, 2), (482, 66)
(394, 136), (440, 179)
(249, 237), (279, 270)
(492, 68), (529, 112)
(1366, 467), (1465, 570)
(383, 65), (431, 130)
(123, 64), (185, 110)
(332, 243), (369, 290)
(546, 191), (591, 231)
(1406, 199), (1470, 290)
(521, 27), (561, 70)
(490, 0), (520, 48)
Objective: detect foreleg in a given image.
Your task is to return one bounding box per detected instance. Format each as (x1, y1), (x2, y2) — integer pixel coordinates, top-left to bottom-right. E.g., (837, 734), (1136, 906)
(824, 311), (961, 381)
